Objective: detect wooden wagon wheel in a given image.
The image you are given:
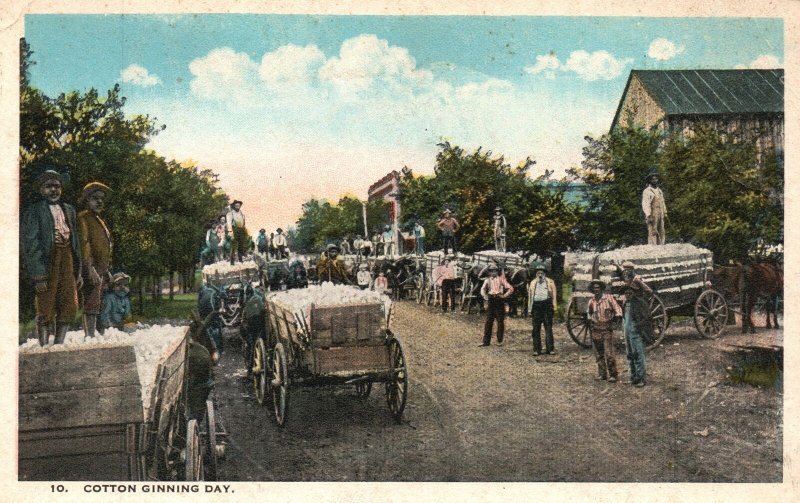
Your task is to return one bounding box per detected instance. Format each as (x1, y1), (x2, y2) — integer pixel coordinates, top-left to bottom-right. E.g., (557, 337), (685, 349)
(416, 275), (426, 304)
(566, 297), (592, 349)
(204, 400), (218, 481)
(385, 337), (408, 423)
(645, 293), (668, 349)
(184, 419), (203, 481)
(355, 382), (373, 399)
(694, 289), (728, 339)
(252, 338), (270, 406)
(460, 276), (472, 312)
(271, 342), (289, 427)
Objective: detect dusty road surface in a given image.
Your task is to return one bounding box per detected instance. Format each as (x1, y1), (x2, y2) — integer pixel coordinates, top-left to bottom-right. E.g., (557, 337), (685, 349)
(213, 301), (782, 482)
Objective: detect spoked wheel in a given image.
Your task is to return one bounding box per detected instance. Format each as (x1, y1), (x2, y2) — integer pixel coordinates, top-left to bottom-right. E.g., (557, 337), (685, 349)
(271, 342), (289, 426)
(566, 297), (592, 349)
(413, 274), (424, 303)
(385, 337), (408, 423)
(694, 289), (728, 338)
(252, 338), (270, 405)
(645, 293), (668, 349)
(460, 277), (471, 312)
(355, 382), (373, 399)
(184, 419), (203, 481)
(204, 400), (218, 481)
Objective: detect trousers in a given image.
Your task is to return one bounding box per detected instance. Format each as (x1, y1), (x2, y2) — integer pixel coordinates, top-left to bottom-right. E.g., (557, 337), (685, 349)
(441, 279), (457, 311)
(35, 243), (79, 324)
(591, 323), (618, 378)
(531, 300), (554, 353)
(483, 296), (506, 344)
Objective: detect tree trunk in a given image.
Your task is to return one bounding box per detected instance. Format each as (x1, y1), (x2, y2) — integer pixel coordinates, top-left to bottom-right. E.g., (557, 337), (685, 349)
(137, 277), (145, 315)
(169, 271), (175, 300)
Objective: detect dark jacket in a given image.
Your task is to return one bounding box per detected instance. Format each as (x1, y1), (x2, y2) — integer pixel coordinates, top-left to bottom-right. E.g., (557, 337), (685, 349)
(21, 199), (81, 283)
(78, 209), (112, 274)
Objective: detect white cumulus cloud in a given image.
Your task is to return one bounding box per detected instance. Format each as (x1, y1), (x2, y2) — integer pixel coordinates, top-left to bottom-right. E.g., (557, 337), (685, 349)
(747, 54), (782, 69)
(647, 38), (685, 61)
(563, 50), (632, 81)
(259, 44), (325, 87)
(524, 53), (560, 79)
(189, 47), (260, 101)
(120, 64), (162, 87)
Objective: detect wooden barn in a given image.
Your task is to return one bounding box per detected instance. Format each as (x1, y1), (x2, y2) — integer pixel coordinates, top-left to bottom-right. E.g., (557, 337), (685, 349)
(611, 69), (784, 161)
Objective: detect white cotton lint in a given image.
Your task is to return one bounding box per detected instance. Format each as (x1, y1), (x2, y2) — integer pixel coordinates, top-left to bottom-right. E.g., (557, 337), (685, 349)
(268, 283), (392, 326)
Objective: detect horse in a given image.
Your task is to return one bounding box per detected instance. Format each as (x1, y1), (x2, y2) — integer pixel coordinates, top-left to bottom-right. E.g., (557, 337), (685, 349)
(742, 262), (783, 333)
(504, 265), (530, 317)
(286, 259), (309, 290)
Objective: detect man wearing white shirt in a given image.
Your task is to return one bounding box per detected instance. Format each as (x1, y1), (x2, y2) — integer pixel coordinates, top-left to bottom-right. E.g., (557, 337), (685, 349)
(642, 169), (667, 245)
(226, 200), (247, 264)
(273, 228), (288, 259)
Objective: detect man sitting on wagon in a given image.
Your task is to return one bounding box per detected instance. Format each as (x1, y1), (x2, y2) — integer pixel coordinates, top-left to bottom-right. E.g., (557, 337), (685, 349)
(317, 244), (350, 284)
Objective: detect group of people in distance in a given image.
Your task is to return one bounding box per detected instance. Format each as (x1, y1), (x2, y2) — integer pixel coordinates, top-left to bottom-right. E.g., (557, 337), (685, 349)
(22, 169), (132, 346)
(202, 199), (290, 265)
(478, 259), (652, 388)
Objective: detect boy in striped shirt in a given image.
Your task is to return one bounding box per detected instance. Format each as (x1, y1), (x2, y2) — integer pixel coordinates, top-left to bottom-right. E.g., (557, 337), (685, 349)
(587, 279), (622, 382)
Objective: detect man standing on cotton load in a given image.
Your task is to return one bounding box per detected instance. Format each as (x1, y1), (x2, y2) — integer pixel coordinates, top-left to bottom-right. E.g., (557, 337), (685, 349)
(22, 169), (82, 346)
(493, 207), (507, 253)
(78, 182), (113, 338)
(642, 168), (667, 245)
(273, 227), (288, 260)
(226, 199), (248, 264)
(437, 209), (459, 255)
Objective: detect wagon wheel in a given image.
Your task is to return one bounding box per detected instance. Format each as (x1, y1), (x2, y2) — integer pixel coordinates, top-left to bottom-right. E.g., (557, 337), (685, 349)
(252, 338), (270, 405)
(271, 342), (289, 426)
(385, 337), (408, 423)
(355, 382), (373, 399)
(459, 276), (470, 312)
(694, 289), (728, 339)
(645, 293), (668, 349)
(566, 297), (592, 349)
(184, 419), (203, 481)
(204, 400), (218, 481)
(161, 404), (181, 474)
(416, 277), (426, 304)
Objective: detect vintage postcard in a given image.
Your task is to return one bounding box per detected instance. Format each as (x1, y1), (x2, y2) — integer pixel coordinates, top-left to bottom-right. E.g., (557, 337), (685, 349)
(2, 1), (797, 501)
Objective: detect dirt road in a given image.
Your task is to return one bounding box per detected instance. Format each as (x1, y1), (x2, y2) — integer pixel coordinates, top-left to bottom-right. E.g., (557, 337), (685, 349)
(214, 301), (781, 482)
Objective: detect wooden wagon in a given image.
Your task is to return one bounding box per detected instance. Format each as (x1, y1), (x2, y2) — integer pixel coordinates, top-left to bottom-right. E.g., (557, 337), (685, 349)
(250, 294), (408, 426)
(566, 243), (728, 350)
(18, 327), (221, 481)
(460, 251), (525, 313)
(417, 251), (469, 307)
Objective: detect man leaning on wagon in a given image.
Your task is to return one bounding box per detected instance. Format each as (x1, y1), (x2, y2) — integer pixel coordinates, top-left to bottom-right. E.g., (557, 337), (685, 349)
(78, 182), (113, 338)
(22, 168), (83, 346)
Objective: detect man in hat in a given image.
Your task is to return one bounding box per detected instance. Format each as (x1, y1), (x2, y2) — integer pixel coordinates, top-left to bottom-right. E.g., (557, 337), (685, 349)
(383, 224), (396, 258)
(273, 227), (288, 259)
(620, 261), (653, 387)
(480, 263), (514, 346)
(493, 207), (507, 252)
(356, 262), (372, 289)
(435, 255), (458, 313)
(527, 262), (558, 355)
(587, 279), (623, 382)
(22, 169), (82, 346)
(437, 209), (459, 255)
(317, 244), (350, 284)
(226, 200), (248, 264)
(99, 272), (132, 333)
(642, 169), (667, 245)
(256, 228), (269, 257)
(413, 220), (426, 256)
(78, 182), (113, 338)
(372, 229), (384, 257)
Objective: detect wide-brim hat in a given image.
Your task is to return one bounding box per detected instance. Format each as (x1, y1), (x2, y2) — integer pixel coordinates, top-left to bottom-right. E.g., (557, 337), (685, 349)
(487, 264), (499, 271)
(111, 272), (131, 284)
(644, 168), (660, 182)
(81, 181), (111, 199)
(231, 200), (243, 206)
(384, 225), (391, 229)
(259, 229), (266, 233)
(35, 169), (67, 187)
(531, 261), (547, 272)
(443, 209), (452, 214)
(276, 228), (283, 233)
(326, 243), (340, 252)
(622, 261), (636, 270)
(494, 206), (502, 212)
(588, 279), (606, 291)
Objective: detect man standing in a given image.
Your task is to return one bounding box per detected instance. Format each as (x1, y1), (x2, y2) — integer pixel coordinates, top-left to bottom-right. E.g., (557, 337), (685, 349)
(437, 209), (459, 255)
(22, 169), (82, 346)
(372, 229), (384, 257)
(642, 169), (667, 245)
(435, 256), (457, 313)
(587, 279), (623, 382)
(493, 207), (507, 252)
(256, 229), (269, 257)
(527, 262), (558, 355)
(226, 200), (247, 264)
(273, 228), (288, 259)
(480, 264), (514, 346)
(382, 225), (395, 257)
(78, 182), (113, 338)
(413, 220), (426, 256)
(339, 235), (351, 255)
(621, 261), (653, 387)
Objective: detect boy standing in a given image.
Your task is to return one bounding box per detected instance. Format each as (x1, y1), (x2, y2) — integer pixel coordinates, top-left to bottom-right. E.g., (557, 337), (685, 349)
(586, 279), (622, 382)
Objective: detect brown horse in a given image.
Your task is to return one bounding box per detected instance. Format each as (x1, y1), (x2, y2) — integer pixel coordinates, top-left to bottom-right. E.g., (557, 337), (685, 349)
(742, 262), (783, 333)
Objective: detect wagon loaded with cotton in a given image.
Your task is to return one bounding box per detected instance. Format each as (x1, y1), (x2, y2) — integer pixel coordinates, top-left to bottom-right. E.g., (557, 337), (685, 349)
(566, 243), (728, 349)
(18, 325), (223, 481)
(250, 283), (408, 426)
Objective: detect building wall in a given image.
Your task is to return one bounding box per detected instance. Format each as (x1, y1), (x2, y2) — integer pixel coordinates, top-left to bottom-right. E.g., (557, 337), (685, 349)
(664, 114), (784, 161)
(616, 75), (666, 130)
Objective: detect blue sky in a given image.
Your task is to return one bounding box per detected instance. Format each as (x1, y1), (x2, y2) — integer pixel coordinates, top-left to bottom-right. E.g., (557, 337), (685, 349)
(25, 15), (783, 231)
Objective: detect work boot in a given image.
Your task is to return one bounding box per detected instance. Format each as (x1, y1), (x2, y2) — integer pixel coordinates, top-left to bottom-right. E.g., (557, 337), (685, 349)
(36, 320), (50, 346)
(84, 314), (97, 338)
(54, 322), (70, 345)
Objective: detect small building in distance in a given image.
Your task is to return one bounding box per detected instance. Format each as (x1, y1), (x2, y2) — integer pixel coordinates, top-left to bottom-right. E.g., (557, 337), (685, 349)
(611, 69), (784, 162)
(367, 170), (401, 251)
